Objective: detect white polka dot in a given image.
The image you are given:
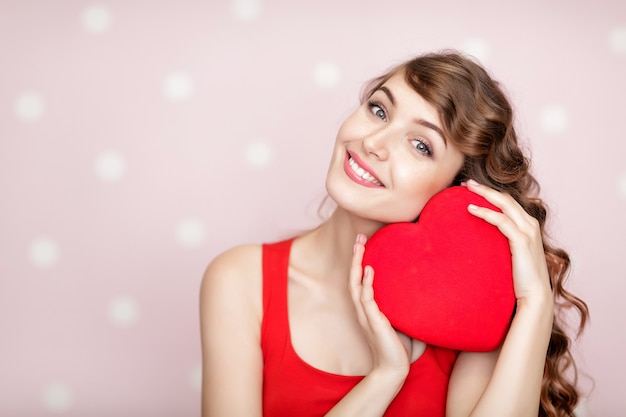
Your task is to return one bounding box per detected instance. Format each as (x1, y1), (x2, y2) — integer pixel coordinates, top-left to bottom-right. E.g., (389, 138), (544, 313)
(81, 5), (112, 34)
(231, 0), (263, 21)
(574, 397), (589, 417)
(108, 296), (139, 327)
(42, 382), (74, 413)
(313, 61), (341, 88)
(176, 218), (206, 247)
(29, 237), (59, 268)
(15, 91), (44, 122)
(189, 364), (202, 391)
(245, 142), (273, 167)
(163, 72), (194, 102)
(618, 172), (626, 200)
(609, 26), (626, 54)
(540, 104), (569, 135)
(94, 150), (126, 182)
(461, 38), (491, 63)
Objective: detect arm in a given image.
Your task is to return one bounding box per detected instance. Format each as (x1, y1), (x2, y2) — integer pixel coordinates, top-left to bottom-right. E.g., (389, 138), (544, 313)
(199, 245), (264, 417)
(447, 300), (552, 417)
(446, 180), (554, 417)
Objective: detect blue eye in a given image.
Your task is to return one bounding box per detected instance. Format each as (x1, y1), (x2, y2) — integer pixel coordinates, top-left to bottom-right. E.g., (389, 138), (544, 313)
(368, 101), (387, 121)
(412, 139), (432, 156)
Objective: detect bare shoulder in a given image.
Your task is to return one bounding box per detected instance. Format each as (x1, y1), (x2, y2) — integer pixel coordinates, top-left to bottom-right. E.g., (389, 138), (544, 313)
(199, 244), (264, 360)
(200, 244), (264, 321)
(203, 244), (263, 284)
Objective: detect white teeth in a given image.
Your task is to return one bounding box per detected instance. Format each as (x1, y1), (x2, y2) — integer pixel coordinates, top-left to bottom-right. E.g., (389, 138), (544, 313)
(348, 157), (382, 186)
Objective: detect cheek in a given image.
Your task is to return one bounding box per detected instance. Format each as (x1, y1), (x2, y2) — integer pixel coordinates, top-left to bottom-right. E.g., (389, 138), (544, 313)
(396, 164), (445, 194)
(423, 156), (465, 189)
(336, 110), (368, 140)
(389, 180), (435, 218)
(392, 167), (455, 216)
(329, 121), (354, 165)
(333, 124), (350, 150)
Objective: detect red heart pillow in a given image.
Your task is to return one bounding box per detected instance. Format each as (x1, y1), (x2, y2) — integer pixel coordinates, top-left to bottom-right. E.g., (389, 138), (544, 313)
(362, 186), (515, 352)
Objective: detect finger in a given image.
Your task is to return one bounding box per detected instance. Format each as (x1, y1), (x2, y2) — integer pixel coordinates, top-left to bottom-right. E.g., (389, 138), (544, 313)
(350, 234), (368, 324)
(360, 266), (389, 330)
(465, 180), (544, 250)
(349, 234), (367, 289)
(359, 268), (414, 366)
(409, 338), (427, 362)
(465, 179), (534, 229)
(361, 265), (375, 302)
(467, 203), (526, 248)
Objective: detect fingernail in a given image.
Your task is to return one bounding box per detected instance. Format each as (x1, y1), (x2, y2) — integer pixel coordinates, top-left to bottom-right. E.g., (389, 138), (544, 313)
(467, 179), (479, 187)
(468, 204), (478, 212)
(356, 233), (366, 245)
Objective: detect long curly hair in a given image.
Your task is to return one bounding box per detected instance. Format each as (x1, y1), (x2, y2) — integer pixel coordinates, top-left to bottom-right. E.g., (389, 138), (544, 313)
(361, 51), (589, 417)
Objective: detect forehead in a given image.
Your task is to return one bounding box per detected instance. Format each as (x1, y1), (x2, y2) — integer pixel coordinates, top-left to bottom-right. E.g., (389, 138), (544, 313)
(377, 72), (441, 122)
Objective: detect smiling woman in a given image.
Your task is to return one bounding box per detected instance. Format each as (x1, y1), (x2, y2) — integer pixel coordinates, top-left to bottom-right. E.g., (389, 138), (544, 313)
(199, 50), (588, 417)
(326, 71), (464, 226)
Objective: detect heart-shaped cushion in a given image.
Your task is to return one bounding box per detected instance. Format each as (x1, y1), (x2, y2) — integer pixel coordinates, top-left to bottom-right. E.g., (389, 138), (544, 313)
(362, 186), (515, 352)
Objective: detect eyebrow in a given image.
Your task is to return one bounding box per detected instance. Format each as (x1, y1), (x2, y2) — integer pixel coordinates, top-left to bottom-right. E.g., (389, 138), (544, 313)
(378, 85), (448, 147)
(416, 119), (447, 148)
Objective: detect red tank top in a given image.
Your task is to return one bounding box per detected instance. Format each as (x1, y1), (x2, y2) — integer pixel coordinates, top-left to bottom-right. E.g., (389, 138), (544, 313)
(261, 239), (458, 416)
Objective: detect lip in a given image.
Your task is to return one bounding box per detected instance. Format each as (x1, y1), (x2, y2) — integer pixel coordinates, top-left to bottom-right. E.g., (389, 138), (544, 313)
(344, 151), (385, 188)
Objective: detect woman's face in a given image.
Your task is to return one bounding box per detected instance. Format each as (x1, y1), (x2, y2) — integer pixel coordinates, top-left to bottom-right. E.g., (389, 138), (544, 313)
(326, 71), (465, 224)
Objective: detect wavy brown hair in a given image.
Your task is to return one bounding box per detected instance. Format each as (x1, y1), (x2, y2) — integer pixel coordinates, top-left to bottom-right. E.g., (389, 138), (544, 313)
(362, 51), (589, 417)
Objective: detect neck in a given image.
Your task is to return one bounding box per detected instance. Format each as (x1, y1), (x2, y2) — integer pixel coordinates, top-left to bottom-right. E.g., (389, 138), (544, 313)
(295, 207), (385, 281)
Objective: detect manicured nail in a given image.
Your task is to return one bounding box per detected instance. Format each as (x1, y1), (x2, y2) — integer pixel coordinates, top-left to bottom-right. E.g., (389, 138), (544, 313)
(467, 179), (479, 187)
(354, 234), (362, 253)
(468, 204), (478, 212)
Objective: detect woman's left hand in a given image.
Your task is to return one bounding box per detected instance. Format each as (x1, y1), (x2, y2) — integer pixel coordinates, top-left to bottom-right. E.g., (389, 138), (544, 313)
(464, 179), (553, 306)
(350, 234), (426, 377)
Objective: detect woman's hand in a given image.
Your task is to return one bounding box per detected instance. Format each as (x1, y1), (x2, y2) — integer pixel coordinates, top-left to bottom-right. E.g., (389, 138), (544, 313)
(324, 234), (426, 416)
(445, 180), (555, 417)
(465, 180), (553, 307)
(349, 234), (424, 379)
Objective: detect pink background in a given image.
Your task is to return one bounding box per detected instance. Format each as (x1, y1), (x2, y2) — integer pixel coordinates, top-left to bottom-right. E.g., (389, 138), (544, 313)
(1, 0), (625, 416)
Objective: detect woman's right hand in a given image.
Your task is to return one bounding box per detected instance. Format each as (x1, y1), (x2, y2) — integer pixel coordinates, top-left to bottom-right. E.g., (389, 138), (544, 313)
(349, 233), (421, 380)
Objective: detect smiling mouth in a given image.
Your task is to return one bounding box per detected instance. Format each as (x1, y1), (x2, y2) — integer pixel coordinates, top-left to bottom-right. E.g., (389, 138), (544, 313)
(347, 155), (383, 186)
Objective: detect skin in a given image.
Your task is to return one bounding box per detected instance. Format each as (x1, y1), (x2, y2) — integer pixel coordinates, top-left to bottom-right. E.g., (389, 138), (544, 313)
(200, 72), (554, 417)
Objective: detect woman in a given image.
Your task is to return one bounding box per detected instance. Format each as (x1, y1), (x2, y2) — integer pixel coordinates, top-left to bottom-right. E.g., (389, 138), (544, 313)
(199, 51), (588, 416)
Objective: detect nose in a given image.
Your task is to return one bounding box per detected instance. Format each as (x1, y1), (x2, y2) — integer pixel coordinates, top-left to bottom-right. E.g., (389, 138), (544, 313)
(362, 128), (391, 160)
